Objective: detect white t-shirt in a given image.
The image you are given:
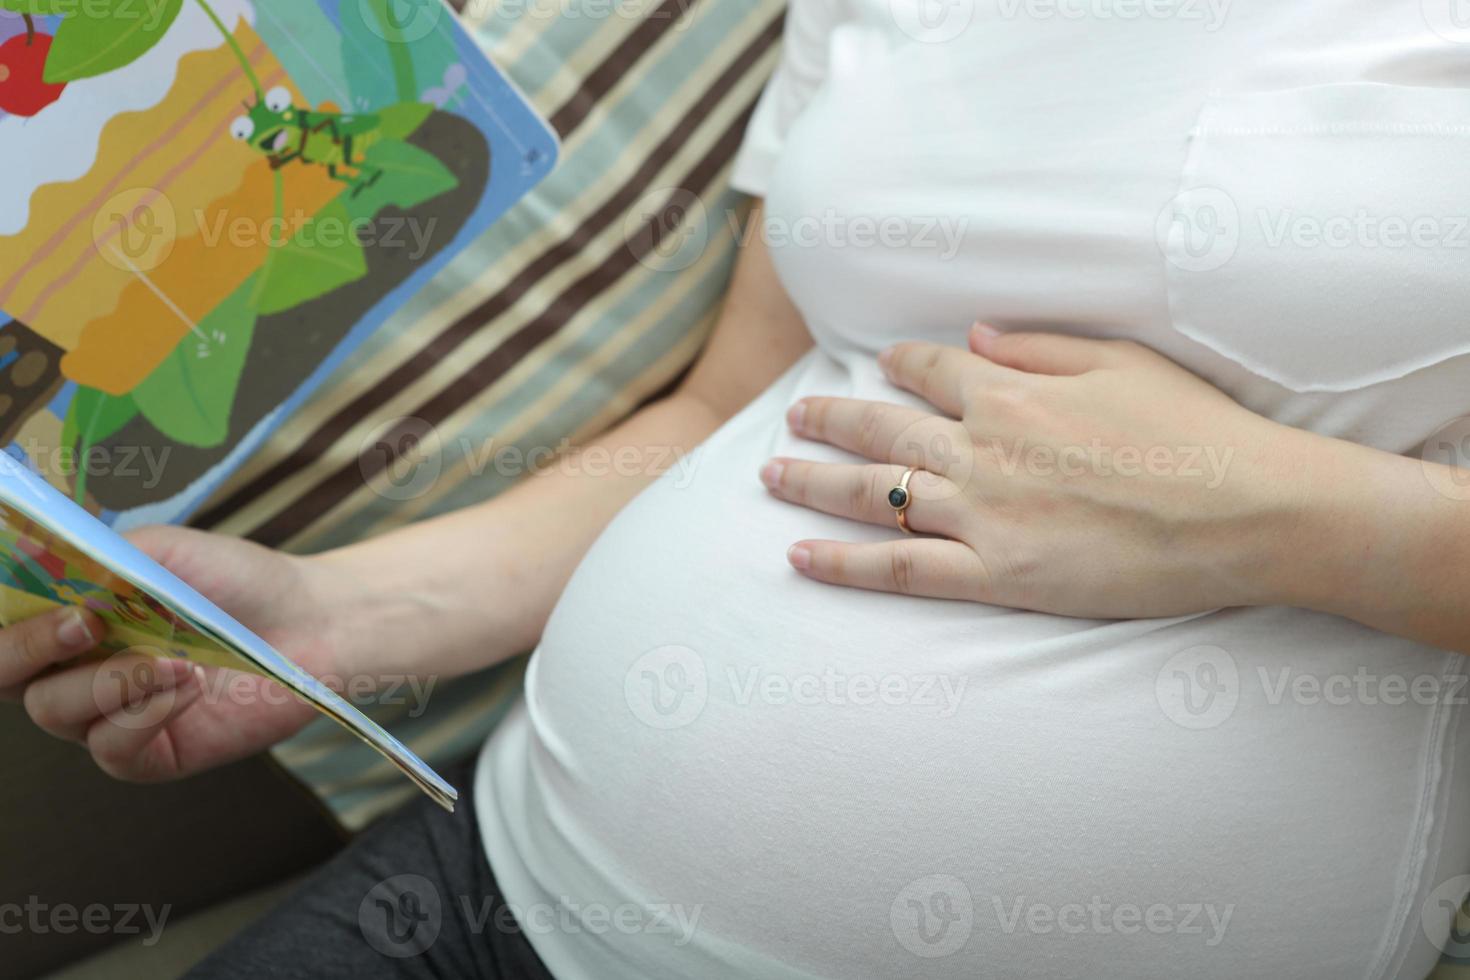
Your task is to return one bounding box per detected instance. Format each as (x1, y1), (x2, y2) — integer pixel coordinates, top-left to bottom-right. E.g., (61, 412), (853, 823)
(478, 3), (1470, 977)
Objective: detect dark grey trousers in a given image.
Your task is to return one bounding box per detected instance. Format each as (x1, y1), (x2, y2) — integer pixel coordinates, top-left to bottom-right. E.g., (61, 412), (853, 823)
(187, 760), (553, 980)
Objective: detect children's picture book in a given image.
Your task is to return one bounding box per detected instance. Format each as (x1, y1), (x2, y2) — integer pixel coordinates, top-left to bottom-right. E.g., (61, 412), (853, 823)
(0, 0), (559, 807)
(0, 445), (458, 809)
(0, 0), (558, 527)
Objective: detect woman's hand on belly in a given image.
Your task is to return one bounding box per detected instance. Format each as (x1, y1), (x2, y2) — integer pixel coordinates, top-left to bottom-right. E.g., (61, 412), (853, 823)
(759, 323), (1334, 621)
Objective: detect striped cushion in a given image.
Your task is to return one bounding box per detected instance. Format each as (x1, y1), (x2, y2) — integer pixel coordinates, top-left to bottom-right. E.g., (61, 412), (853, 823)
(193, 0), (784, 829)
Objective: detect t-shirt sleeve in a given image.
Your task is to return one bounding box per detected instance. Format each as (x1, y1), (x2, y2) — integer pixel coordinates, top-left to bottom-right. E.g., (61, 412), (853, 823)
(730, 0), (845, 196)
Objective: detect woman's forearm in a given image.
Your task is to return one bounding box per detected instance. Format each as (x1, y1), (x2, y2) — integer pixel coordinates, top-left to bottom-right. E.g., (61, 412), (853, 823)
(1278, 428), (1470, 655)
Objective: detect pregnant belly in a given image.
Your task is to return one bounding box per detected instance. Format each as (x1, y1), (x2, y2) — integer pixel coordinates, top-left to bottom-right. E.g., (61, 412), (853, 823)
(488, 389), (1470, 980)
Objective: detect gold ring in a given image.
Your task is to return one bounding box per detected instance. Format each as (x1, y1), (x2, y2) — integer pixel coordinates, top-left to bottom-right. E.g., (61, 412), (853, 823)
(888, 467), (917, 534)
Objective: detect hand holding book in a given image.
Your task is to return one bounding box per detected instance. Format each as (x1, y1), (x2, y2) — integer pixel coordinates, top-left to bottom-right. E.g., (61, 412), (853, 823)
(0, 525), (339, 783)
(0, 453), (457, 808)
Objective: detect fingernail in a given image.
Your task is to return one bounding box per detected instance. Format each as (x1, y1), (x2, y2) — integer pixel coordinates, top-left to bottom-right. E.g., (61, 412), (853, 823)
(971, 321), (1000, 351)
(56, 611), (95, 651)
(147, 657), (193, 691)
(878, 347), (895, 369)
(787, 402), (807, 433)
(787, 544), (812, 570)
(972, 321), (999, 338)
(760, 460), (785, 490)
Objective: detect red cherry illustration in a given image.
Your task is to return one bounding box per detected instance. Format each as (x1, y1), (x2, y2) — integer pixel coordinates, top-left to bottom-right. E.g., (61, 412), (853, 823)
(0, 28), (67, 117)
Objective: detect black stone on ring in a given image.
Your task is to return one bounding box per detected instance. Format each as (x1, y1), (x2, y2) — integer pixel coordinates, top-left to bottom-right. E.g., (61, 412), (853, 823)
(888, 486), (910, 510)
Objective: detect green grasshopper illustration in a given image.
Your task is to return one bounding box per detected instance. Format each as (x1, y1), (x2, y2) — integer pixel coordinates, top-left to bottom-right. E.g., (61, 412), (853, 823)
(230, 86), (388, 196)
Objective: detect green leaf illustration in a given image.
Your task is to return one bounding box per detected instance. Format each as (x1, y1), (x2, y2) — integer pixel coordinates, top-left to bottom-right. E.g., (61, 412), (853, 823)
(344, 136), (458, 221)
(376, 101), (434, 141)
(43, 0), (184, 84)
(132, 280), (257, 448)
(251, 197), (369, 316)
(61, 387), (138, 454)
(61, 386), (140, 503)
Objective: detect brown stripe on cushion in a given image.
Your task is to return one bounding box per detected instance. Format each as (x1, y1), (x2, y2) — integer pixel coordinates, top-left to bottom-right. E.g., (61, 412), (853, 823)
(547, 0), (699, 136)
(196, 12), (782, 538)
(243, 61), (773, 545)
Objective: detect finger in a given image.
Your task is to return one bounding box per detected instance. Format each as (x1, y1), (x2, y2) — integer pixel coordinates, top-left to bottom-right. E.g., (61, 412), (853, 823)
(87, 671), (205, 783)
(969, 323), (1123, 376)
(23, 653), (195, 744)
(878, 341), (1016, 416)
(787, 538), (991, 601)
(790, 398), (971, 472)
(0, 608), (105, 700)
(762, 460), (964, 535)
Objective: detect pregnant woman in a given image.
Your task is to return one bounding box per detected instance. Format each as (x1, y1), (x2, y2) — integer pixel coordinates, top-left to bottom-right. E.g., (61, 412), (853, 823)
(7, 1), (1470, 977)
